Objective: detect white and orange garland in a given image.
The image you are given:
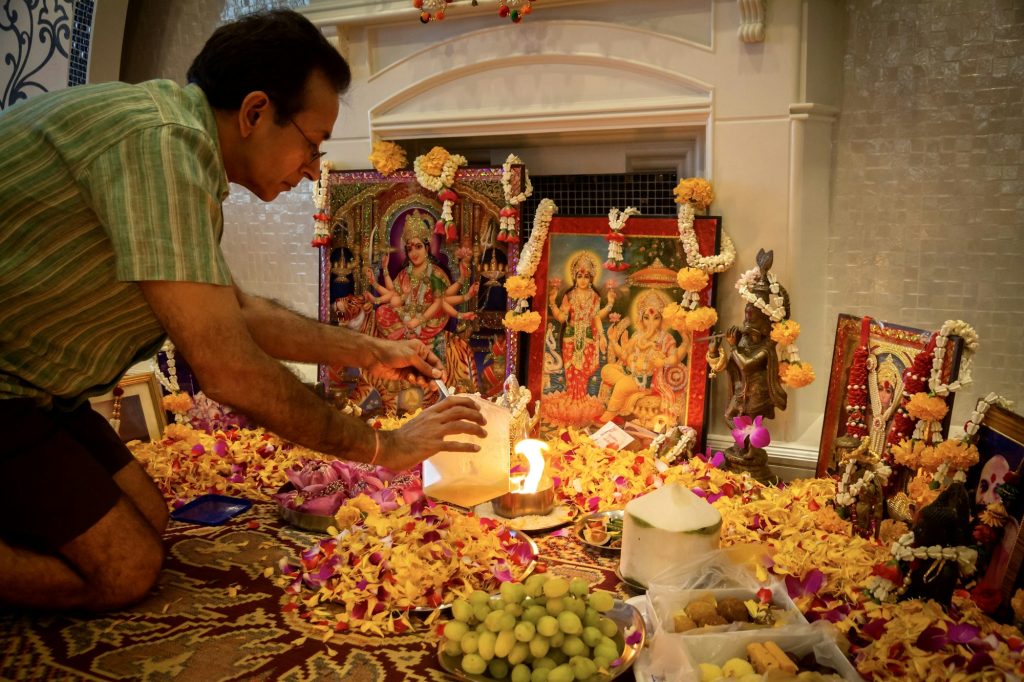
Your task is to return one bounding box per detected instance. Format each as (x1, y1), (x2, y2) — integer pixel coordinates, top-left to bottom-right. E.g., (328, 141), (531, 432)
(413, 146), (467, 241)
(964, 392), (1015, 439)
(311, 157), (334, 247)
(735, 266), (815, 389)
(498, 153), (532, 244)
(503, 198), (557, 334)
(930, 319), (979, 396)
(659, 178), (733, 335)
(604, 206), (639, 271)
(675, 200), (736, 274)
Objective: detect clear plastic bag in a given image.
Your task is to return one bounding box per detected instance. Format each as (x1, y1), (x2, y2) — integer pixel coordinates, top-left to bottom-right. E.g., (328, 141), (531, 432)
(645, 543), (772, 591)
(654, 621), (862, 682)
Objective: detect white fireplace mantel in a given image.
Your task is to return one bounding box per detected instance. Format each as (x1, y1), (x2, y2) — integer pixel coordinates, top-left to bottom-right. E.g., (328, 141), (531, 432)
(308, 0), (846, 477)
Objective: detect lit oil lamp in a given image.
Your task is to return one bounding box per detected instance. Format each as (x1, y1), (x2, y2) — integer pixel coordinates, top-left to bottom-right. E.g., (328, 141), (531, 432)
(492, 439), (554, 518)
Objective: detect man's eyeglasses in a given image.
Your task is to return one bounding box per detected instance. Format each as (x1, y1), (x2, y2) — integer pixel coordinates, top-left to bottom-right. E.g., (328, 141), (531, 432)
(288, 117), (326, 165)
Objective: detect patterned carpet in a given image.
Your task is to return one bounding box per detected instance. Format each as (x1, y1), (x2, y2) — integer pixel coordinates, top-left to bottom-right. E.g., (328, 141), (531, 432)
(0, 502), (636, 681)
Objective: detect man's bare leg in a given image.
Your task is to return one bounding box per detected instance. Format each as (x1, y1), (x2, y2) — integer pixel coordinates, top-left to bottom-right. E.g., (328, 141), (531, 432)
(114, 460), (170, 534)
(0, 495), (163, 611)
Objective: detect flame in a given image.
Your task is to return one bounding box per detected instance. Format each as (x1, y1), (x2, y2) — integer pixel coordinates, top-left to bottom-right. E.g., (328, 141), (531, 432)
(514, 439), (548, 494)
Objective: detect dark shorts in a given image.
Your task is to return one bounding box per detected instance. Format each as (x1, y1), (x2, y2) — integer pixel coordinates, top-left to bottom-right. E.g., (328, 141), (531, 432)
(0, 398), (134, 550)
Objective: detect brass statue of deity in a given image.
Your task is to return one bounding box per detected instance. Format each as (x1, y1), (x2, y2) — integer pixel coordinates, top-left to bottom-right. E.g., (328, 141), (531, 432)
(707, 249), (789, 482)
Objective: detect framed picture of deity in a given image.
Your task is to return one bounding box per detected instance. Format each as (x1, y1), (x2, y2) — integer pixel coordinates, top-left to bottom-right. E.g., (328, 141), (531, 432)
(525, 215), (721, 449)
(317, 166), (522, 416)
(816, 314), (964, 476)
(963, 404), (1024, 608)
(89, 372), (166, 443)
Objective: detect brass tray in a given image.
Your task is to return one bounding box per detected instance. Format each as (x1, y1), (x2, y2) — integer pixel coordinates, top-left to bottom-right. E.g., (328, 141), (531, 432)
(438, 598), (646, 680)
(575, 509), (624, 554)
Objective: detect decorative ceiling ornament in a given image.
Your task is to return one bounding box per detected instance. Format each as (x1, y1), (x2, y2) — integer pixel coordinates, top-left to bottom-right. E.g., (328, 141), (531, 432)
(414, 0), (452, 22)
(498, 0), (533, 23)
(412, 0), (534, 23)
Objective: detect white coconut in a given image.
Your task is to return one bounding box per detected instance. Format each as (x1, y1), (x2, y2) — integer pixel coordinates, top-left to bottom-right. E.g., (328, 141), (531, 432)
(619, 482), (722, 589)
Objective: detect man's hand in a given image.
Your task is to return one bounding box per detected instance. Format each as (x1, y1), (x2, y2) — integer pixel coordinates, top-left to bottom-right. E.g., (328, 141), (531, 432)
(367, 339), (443, 385)
(385, 396), (488, 470)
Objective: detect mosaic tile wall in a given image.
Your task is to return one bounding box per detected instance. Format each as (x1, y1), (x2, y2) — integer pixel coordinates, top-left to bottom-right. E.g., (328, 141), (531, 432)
(827, 0), (1024, 429)
(68, 0), (94, 86)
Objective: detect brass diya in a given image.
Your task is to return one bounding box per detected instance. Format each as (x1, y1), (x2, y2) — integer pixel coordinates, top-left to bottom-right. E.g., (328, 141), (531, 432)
(492, 485), (555, 518)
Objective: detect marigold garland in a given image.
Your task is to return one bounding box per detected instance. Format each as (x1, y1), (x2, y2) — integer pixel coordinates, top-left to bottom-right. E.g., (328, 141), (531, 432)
(672, 177), (715, 211)
(504, 275), (537, 300)
(502, 309), (540, 333)
(905, 392), (949, 422)
(770, 320), (801, 346)
(413, 146), (467, 241)
(676, 267), (709, 292)
(779, 361), (815, 388)
(368, 140), (407, 175)
(685, 306), (718, 332)
(504, 199), (557, 335)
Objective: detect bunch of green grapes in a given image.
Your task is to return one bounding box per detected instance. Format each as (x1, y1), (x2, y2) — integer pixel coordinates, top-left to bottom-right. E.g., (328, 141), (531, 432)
(440, 574), (624, 682)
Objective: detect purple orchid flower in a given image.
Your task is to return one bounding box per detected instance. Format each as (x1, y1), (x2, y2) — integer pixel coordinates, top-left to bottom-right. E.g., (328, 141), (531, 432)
(784, 568), (825, 599)
(731, 415), (771, 450)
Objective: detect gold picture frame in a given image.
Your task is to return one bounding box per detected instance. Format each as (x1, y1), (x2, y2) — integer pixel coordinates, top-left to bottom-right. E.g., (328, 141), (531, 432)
(89, 372), (166, 443)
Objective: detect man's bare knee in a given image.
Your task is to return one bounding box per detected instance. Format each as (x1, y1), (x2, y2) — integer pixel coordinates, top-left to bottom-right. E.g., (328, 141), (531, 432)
(85, 542), (164, 611)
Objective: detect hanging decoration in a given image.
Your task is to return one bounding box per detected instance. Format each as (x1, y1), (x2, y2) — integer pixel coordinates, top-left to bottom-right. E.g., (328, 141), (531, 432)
(498, 0), (533, 23)
(660, 178), (735, 335)
(414, 0), (451, 22)
(503, 198), (557, 333)
(413, 0), (534, 23)
(311, 157), (333, 248)
(413, 146), (467, 242)
(499, 153), (532, 244)
(603, 206), (638, 271)
(155, 341), (193, 425)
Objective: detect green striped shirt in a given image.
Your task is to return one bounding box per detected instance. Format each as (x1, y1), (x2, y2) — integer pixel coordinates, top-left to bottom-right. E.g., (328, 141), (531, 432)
(0, 80), (231, 409)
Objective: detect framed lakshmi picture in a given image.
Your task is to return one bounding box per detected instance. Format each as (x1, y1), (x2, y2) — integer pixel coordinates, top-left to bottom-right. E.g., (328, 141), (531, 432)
(524, 215), (721, 449)
(816, 314), (964, 476)
(318, 166), (522, 416)
(963, 404), (1024, 607)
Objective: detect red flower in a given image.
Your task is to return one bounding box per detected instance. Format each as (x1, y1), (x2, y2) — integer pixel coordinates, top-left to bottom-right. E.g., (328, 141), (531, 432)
(871, 562), (903, 584)
(971, 584), (1003, 613)
(604, 233), (625, 243)
(973, 524), (997, 544)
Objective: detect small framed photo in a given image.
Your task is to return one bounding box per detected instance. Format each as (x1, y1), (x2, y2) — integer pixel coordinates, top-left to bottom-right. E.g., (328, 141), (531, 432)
(964, 404), (1024, 606)
(89, 372), (166, 443)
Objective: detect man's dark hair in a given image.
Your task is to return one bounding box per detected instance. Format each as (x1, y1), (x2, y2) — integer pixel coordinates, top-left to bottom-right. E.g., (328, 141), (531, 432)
(187, 9), (351, 123)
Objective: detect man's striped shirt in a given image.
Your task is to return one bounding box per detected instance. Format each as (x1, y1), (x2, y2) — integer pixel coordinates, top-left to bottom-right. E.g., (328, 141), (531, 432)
(0, 80), (232, 409)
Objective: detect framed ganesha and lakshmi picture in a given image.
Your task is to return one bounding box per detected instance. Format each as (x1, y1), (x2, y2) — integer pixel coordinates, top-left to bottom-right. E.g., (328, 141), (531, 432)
(524, 215), (722, 449)
(316, 164), (721, 450)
